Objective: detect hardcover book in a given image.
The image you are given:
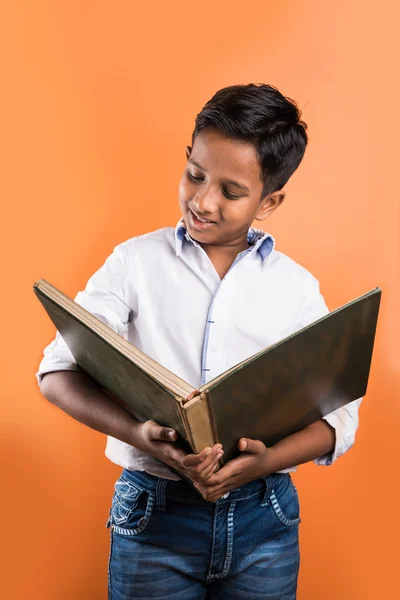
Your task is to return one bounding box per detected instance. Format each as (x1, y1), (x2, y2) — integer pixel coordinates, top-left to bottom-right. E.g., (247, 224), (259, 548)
(34, 280), (381, 463)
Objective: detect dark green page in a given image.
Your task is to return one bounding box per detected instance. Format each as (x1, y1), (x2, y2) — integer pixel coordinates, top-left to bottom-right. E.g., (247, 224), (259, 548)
(35, 290), (187, 440)
(207, 288), (381, 462)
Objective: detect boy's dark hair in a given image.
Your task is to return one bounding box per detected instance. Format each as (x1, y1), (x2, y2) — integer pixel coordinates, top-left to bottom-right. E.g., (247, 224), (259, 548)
(192, 83), (308, 196)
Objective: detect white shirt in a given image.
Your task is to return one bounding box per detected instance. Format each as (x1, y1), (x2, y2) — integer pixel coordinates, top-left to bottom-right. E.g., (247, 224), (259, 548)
(36, 220), (362, 480)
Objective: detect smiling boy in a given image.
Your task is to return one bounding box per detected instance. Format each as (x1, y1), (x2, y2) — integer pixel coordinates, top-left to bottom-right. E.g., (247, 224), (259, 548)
(37, 83), (361, 599)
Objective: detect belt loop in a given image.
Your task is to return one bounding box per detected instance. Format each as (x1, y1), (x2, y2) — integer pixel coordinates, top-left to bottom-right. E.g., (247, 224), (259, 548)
(155, 478), (167, 512)
(260, 476), (271, 507)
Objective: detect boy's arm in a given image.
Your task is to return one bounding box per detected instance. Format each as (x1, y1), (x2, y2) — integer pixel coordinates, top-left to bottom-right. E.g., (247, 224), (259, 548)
(40, 370), (222, 482)
(255, 418), (336, 473)
(36, 242), (134, 387)
(40, 370), (149, 446)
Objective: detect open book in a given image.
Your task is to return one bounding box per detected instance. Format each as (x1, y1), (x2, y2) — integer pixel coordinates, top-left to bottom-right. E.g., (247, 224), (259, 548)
(34, 280), (381, 463)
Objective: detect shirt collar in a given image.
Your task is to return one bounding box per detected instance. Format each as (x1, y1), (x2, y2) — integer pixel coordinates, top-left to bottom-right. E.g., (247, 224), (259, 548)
(174, 218), (275, 261)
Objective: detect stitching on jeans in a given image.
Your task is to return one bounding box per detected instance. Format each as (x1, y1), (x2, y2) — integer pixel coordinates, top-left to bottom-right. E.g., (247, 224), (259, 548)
(219, 501), (236, 577)
(269, 489), (301, 527)
(108, 530), (113, 599)
(260, 476), (270, 507)
(207, 504), (219, 579)
(207, 501), (237, 580)
(112, 494), (155, 536)
(155, 478), (167, 512)
(118, 477), (146, 494)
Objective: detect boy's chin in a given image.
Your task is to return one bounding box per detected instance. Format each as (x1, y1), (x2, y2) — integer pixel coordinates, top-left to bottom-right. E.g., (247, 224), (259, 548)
(191, 230), (221, 248)
(187, 228), (211, 242)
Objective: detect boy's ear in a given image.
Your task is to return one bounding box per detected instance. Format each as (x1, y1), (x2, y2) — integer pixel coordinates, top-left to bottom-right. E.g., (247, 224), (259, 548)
(185, 146), (192, 160)
(255, 190), (285, 222)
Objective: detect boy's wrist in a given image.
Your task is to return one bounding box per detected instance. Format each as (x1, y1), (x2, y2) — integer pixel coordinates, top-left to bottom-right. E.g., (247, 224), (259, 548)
(263, 445), (282, 476)
(128, 419), (148, 451)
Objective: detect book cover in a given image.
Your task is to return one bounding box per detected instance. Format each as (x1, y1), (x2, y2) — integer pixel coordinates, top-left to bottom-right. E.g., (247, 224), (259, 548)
(34, 280), (381, 462)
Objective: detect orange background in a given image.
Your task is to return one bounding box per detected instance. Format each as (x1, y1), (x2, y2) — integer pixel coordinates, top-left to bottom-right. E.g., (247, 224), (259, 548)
(1, 1), (399, 598)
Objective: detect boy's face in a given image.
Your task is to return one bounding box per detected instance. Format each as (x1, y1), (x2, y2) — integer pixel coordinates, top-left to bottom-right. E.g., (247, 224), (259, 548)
(179, 128), (284, 248)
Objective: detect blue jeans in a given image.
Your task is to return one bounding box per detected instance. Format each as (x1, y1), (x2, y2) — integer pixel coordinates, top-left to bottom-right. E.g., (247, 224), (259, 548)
(107, 470), (301, 599)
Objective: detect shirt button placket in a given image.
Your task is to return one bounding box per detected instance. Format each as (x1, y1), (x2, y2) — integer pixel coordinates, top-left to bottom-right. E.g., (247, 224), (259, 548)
(207, 287), (227, 380)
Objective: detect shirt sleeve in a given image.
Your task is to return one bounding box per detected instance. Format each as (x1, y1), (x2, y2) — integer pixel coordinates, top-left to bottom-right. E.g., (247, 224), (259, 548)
(35, 242), (135, 385)
(296, 276), (362, 466)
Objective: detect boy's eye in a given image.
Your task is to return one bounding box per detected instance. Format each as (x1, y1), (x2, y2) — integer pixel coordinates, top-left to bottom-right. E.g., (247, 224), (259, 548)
(223, 189), (240, 200)
(187, 171), (241, 200)
(187, 172), (204, 183)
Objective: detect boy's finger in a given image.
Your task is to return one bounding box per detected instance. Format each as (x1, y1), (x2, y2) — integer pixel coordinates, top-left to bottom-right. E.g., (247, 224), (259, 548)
(198, 448), (223, 474)
(197, 458), (241, 487)
(186, 449), (223, 482)
(182, 448), (211, 467)
(198, 457), (222, 481)
(162, 443), (188, 464)
(183, 444), (222, 467)
(197, 474), (238, 501)
(238, 438), (265, 454)
(150, 423), (178, 442)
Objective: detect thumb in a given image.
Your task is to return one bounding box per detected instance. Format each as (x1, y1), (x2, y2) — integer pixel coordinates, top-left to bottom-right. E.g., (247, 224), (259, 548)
(238, 438), (264, 454)
(149, 422), (178, 442)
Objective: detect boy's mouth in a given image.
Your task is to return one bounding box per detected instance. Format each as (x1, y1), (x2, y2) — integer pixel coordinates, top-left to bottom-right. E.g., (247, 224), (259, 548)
(188, 208), (216, 230)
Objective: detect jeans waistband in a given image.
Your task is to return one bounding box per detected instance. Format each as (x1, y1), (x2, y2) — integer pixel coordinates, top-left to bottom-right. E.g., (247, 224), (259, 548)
(119, 469), (290, 507)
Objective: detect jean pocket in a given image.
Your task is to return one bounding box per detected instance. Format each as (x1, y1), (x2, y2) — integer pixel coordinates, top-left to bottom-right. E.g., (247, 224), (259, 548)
(108, 477), (155, 536)
(269, 477), (301, 528)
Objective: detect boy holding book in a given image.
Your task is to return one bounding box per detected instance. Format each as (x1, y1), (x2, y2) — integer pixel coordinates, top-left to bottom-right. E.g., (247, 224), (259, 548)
(37, 83), (361, 599)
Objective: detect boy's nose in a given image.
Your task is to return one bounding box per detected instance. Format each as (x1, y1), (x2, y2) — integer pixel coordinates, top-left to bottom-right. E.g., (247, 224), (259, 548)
(192, 193), (217, 216)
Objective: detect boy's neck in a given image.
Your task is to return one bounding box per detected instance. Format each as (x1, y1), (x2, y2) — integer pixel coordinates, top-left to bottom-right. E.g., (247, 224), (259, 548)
(201, 238), (250, 258)
(200, 238), (250, 279)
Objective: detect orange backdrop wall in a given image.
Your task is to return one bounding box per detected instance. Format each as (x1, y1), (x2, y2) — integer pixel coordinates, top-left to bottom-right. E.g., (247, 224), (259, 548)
(1, 1), (399, 598)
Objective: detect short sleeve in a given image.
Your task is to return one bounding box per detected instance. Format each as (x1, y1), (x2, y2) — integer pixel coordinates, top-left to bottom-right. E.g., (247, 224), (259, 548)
(36, 242), (135, 385)
(296, 276), (362, 466)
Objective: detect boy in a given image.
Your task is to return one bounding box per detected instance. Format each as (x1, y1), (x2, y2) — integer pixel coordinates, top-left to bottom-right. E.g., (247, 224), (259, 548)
(37, 83), (361, 599)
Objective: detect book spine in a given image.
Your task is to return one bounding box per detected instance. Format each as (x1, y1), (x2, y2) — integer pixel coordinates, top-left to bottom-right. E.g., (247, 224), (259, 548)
(176, 397), (197, 452)
(180, 391), (217, 453)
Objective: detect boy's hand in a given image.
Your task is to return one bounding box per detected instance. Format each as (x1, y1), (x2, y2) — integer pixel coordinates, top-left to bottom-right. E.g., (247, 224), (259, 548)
(134, 420), (223, 483)
(194, 438), (271, 502)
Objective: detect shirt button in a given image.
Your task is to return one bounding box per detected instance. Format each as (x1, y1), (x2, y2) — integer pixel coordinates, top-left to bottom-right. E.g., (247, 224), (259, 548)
(212, 344), (220, 352)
